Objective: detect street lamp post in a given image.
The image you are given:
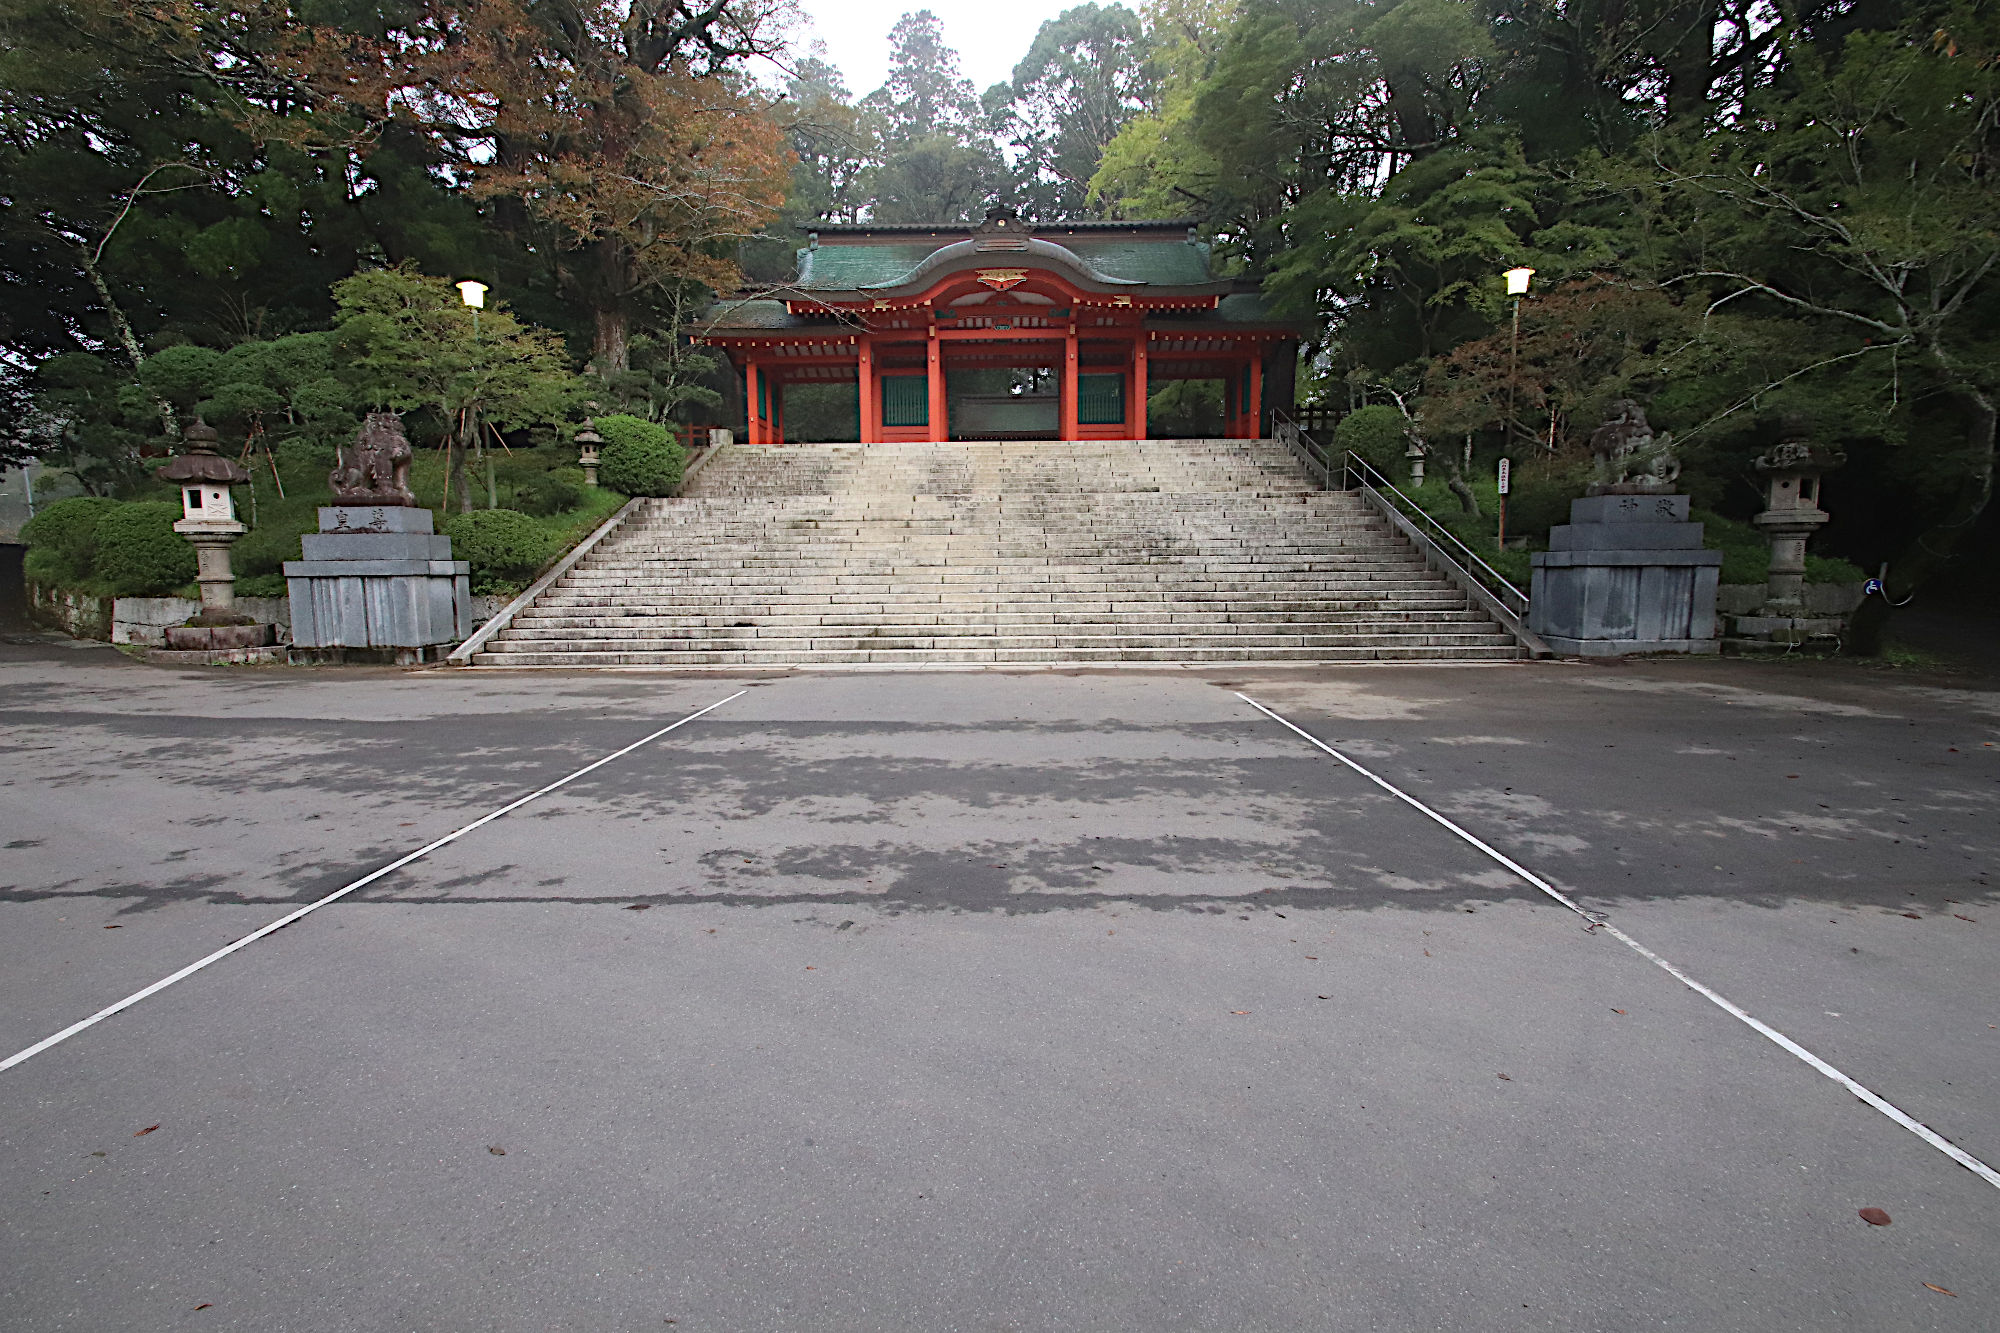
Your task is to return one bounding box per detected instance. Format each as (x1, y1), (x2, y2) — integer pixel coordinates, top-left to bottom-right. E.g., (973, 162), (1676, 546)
(457, 280), (494, 510)
(1503, 266), (1534, 459)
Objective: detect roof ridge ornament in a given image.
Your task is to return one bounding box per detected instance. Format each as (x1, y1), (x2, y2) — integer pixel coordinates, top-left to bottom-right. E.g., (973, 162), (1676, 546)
(974, 205), (1032, 251)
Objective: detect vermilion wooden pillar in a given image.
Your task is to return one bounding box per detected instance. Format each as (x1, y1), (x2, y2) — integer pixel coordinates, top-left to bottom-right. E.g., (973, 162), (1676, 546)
(926, 324), (946, 442)
(1060, 325), (1080, 440)
(857, 336), (878, 443)
(743, 355), (761, 444)
(1130, 332), (1148, 441)
(1249, 354), (1265, 438)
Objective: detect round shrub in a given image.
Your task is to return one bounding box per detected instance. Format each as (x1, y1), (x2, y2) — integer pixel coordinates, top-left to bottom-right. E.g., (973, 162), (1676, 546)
(512, 473), (583, 517)
(444, 508), (557, 594)
(1332, 404), (1411, 480)
(595, 414), (686, 497)
(93, 502), (197, 596)
(19, 495), (120, 585)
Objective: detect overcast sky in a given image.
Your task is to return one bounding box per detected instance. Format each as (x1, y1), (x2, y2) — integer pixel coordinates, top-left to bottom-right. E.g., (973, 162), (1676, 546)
(788, 0), (1089, 97)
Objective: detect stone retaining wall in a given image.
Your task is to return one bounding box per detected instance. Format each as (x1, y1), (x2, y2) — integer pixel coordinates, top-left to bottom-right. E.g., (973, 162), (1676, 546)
(1715, 582), (1866, 617)
(27, 581), (506, 648)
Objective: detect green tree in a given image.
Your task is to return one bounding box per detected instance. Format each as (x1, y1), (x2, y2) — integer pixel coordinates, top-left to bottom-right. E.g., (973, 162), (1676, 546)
(779, 52), (877, 226)
(858, 10), (1005, 220)
(333, 266), (583, 511)
(1650, 12), (2000, 608)
(991, 4), (1155, 219)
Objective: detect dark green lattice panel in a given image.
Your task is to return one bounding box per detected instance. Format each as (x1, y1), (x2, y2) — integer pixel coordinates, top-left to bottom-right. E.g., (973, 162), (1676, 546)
(1077, 373), (1125, 426)
(881, 375), (928, 428)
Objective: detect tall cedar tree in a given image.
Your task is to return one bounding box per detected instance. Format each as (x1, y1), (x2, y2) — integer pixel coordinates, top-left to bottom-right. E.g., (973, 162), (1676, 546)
(284, 0), (792, 374)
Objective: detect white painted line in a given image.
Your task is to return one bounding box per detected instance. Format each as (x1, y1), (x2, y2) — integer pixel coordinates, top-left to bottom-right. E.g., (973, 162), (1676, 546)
(0, 690), (748, 1076)
(1234, 691), (2000, 1193)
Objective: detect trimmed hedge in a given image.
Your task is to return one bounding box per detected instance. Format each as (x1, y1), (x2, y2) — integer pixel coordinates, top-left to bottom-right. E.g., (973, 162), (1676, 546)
(93, 501), (197, 596)
(596, 414), (686, 497)
(513, 473), (583, 517)
(1332, 405), (1409, 480)
(444, 508), (557, 594)
(19, 495), (120, 585)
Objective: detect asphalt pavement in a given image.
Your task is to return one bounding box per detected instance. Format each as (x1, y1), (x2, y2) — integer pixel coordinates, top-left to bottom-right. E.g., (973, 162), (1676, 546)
(1, 643), (1996, 1331)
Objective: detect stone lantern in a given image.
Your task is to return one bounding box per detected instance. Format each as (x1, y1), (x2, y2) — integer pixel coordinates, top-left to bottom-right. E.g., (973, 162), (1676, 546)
(1405, 439), (1425, 486)
(156, 419), (252, 622)
(1722, 416), (1850, 649)
(576, 420), (604, 487)
(1752, 416), (1845, 612)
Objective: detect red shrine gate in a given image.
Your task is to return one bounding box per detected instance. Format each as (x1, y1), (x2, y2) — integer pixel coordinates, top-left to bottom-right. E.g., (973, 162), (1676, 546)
(698, 211), (1299, 444)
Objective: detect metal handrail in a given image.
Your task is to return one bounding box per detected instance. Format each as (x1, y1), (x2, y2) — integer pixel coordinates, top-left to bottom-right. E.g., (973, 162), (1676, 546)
(1270, 407), (1335, 485)
(1340, 450), (1529, 616)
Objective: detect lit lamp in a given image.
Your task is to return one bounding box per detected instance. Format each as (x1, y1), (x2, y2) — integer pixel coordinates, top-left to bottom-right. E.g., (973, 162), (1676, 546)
(457, 279), (494, 507)
(576, 419), (604, 487)
(1503, 266), (1535, 455)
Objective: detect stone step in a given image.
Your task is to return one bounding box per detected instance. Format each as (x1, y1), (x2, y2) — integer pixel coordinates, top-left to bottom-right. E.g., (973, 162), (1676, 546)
(471, 438), (1520, 669)
(500, 616), (1504, 636)
(473, 644), (1526, 666)
(508, 610), (1496, 630)
(481, 632), (1518, 654)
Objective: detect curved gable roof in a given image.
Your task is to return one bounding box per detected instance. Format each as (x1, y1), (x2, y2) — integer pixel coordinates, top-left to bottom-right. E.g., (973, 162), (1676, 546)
(860, 236), (1143, 295)
(790, 214), (1227, 299)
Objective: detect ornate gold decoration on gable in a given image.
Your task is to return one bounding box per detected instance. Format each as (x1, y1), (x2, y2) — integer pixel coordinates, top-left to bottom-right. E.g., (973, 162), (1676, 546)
(976, 268), (1029, 291)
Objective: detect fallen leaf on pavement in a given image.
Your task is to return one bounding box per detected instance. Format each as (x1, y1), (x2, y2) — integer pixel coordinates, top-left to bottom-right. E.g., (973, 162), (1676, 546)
(1954, 914), (1975, 922)
(1497, 1074), (1511, 1081)
(134, 1125), (158, 1137)
(1317, 995), (1331, 1000)
(1229, 1010), (1250, 1015)
(194, 1303), (212, 1311)
(104, 924), (121, 930)
(1423, 949), (1431, 957)
(1612, 1009), (1626, 1015)
(1923, 1283), (1957, 1297)
(1902, 913), (1922, 920)
(625, 903), (650, 911)
(1858, 1207), (1891, 1226)
(488, 1146), (506, 1156)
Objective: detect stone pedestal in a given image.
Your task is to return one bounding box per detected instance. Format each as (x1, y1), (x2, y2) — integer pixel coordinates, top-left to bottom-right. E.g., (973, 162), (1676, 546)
(1528, 495), (1723, 656)
(284, 506), (470, 659)
(174, 520), (247, 619)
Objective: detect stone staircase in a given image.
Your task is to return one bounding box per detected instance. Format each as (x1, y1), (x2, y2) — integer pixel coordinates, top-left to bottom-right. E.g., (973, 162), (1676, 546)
(469, 439), (1525, 667)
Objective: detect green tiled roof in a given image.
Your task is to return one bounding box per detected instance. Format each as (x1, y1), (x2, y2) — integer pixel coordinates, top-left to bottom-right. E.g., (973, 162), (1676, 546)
(795, 244), (938, 292)
(701, 299), (808, 329)
(792, 234), (1218, 293)
(1214, 291), (1281, 323)
(1065, 239), (1214, 286)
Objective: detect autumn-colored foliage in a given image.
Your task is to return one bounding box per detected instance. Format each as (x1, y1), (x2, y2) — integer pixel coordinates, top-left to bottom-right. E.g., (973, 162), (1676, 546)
(277, 0), (791, 371)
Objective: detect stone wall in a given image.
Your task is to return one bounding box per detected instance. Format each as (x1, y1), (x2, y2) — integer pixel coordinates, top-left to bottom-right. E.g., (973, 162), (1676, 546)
(1715, 582), (1866, 617)
(26, 582), (115, 641)
(27, 580), (505, 647)
(109, 595), (295, 646)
